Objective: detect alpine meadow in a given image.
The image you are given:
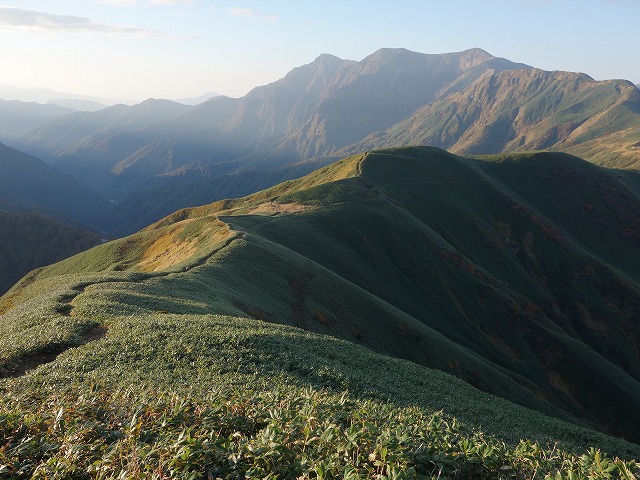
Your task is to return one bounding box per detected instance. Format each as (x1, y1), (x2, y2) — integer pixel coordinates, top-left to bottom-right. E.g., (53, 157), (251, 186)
(2, 1), (640, 477)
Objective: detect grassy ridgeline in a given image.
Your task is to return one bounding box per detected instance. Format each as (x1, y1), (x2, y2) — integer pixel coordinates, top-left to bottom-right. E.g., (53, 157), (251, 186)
(3, 147), (640, 477)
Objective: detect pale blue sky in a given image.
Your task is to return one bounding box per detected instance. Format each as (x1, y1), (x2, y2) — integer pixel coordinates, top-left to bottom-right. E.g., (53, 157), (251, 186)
(1, 0), (638, 102)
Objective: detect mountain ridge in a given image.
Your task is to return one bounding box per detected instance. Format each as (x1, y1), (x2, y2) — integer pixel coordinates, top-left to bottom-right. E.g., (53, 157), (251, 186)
(20, 98), (192, 160)
(5, 146), (640, 444)
(0, 99), (73, 142)
(339, 68), (640, 168)
(4, 146), (640, 475)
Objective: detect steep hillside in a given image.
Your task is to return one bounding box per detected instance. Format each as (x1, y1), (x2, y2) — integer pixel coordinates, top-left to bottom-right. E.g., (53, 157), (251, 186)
(225, 48), (527, 163)
(16, 98), (192, 165)
(0, 142), (112, 229)
(0, 211), (100, 294)
(343, 69), (640, 168)
(259, 49), (530, 163)
(4, 147), (640, 453)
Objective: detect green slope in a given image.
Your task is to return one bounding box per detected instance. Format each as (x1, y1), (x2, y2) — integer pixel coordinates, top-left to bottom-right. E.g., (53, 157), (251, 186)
(2, 147), (640, 476)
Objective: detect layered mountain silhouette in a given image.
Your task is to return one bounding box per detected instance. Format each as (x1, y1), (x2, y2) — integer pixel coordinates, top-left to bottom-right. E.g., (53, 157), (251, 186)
(0, 99), (73, 142)
(17, 49), (523, 199)
(0, 142), (112, 228)
(5, 147), (640, 444)
(17, 99), (193, 193)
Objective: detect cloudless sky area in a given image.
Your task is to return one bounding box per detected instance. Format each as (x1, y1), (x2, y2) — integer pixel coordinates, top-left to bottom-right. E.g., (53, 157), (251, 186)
(1, 0), (638, 103)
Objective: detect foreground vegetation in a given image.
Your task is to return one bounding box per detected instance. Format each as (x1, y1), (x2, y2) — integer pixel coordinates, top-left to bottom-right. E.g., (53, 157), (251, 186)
(2, 313), (640, 479)
(3, 384), (640, 479)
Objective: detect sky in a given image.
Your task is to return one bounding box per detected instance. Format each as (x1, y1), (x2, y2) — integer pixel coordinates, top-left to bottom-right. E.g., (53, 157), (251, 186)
(0, 0), (639, 103)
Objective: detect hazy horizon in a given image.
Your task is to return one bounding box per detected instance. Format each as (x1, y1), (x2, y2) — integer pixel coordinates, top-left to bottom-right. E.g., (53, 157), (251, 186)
(1, 1), (639, 103)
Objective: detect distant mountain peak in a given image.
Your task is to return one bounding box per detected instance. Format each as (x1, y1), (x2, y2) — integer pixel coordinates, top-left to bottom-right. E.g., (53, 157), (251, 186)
(358, 47), (497, 72)
(173, 92), (221, 105)
(462, 47), (493, 56)
(303, 53), (352, 74)
(455, 47), (496, 68)
(369, 47), (414, 55)
(138, 98), (183, 106)
(367, 46), (494, 58)
(364, 47), (426, 62)
(313, 52), (344, 62)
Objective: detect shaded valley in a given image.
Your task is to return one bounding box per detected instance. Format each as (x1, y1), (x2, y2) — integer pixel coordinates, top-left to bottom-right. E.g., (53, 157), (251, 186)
(0, 211), (100, 294)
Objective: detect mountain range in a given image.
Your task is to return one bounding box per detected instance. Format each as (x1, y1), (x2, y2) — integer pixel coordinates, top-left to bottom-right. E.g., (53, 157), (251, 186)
(6, 47), (639, 239)
(342, 69), (640, 169)
(0, 99), (74, 142)
(0, 142), (112, 228)
(16, 49), (523, 196)
(2, 146), (640, 476)
(0, 84), (124, 106)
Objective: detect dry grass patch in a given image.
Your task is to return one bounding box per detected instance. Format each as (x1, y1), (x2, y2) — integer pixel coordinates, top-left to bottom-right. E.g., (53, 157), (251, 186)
(247, 201), (314, 216)
(138, 218), (231, 272)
